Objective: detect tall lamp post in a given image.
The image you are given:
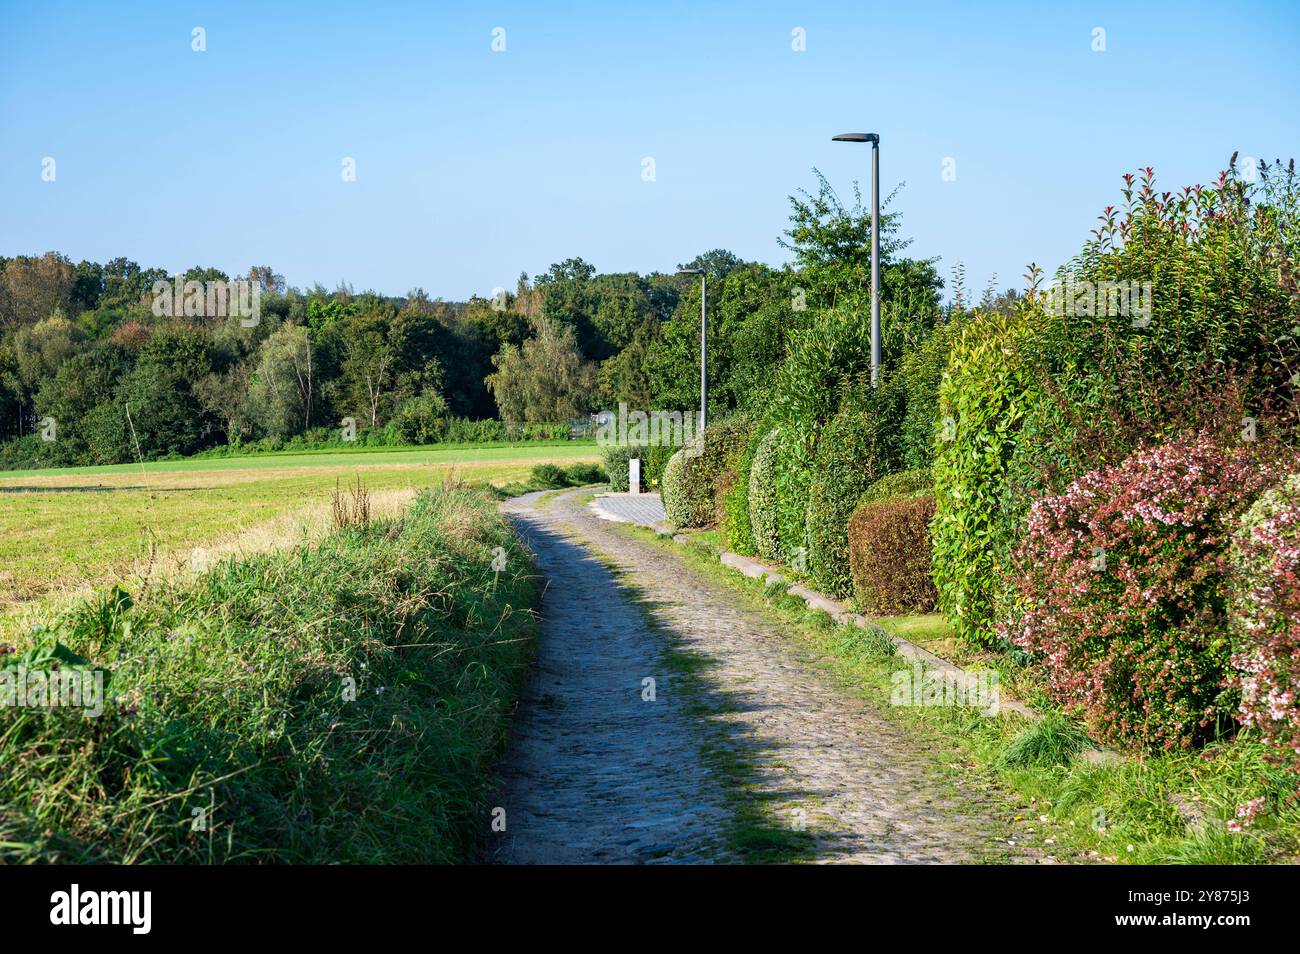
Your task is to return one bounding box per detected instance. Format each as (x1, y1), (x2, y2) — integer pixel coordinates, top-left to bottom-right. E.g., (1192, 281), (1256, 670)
(677, 267), (707, 433)
(832, 132), (881, 387)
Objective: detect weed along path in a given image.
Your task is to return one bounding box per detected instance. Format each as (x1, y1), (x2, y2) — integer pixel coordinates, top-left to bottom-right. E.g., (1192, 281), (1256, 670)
(488, 488), (1041, 865)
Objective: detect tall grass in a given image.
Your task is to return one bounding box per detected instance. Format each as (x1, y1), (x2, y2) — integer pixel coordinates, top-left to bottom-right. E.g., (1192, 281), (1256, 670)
(0, 484), (537, 863)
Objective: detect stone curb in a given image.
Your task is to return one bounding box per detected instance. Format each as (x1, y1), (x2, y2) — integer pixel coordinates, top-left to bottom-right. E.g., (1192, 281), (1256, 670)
(684, 539), (1042, 720)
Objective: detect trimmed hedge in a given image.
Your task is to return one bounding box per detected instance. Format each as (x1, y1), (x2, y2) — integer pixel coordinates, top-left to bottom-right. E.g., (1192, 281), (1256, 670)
(860, 468), (932, 503)
(847, 491), (937, 615)
(804, 376), (902, 598)
(748, 428), (783, 561)
(930, 307), (1037, 646)
(602, 445), (637, 491)
(721, 422), (770, 554)
(601, 442), (677, 492)
(660, 417), (755, 529)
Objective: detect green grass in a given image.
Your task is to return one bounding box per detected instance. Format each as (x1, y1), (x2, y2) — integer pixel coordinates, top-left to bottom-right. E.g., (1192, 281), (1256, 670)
(0, 484), (539, 863)
(0, 440), (597, 479)
(626, 522), (1300, 865)
(0, 442), (597, 614)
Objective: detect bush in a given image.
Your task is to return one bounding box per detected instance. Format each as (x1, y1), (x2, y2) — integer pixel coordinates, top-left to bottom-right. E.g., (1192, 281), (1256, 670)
(804, 376), (902, 597)
(602, 444), (634, 491)
(747, 428), (783, 561)
(859, 468), (931, 503)
(721, 423), (768, 555)
(930, 307), (1037, 645)
(660, 449), (689, 522)
(660, 418), (755, 529)
(847, 493), (937, 615)
(390, 392), (450, 445)
(564, 462), (606, 485)
(766, 304), (875, 566)
(1006, 435), (1283, 750)
(898, 318), (960, 471)
(1230, 473), (1300, 775)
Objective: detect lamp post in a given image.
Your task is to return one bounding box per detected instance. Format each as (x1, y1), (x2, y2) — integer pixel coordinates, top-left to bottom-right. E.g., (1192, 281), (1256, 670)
(832, 132), (881, 387)
(677, 267), (707, 433)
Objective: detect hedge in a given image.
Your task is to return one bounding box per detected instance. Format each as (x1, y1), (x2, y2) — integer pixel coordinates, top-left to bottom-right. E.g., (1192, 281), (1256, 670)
(804, 376), (902, 598)
(847, 493), (938, 616)
(747, 428), (783, 562)
(930, 307), (1037, 646)
(721, 423), (769, 555)
(660, 417), (755, 529)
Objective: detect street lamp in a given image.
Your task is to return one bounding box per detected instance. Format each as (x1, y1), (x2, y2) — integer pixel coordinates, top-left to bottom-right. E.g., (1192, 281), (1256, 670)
(677, 267), (707, 433)
(832, 132), (881, 387)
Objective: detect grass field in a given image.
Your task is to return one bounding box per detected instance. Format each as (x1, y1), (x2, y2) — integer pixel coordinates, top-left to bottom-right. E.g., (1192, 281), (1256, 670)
(0, 442), (599, 621)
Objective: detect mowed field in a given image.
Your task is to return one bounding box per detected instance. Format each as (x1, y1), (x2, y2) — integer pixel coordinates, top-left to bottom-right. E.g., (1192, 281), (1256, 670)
(0, 442), (599, 622)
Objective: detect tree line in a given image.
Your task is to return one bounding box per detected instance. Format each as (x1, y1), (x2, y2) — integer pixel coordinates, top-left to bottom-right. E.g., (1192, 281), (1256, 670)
(0, 170), (959, 468)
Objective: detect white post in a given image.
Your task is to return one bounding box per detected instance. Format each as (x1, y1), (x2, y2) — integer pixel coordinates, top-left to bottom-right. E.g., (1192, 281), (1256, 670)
(628, 458), (641, 495)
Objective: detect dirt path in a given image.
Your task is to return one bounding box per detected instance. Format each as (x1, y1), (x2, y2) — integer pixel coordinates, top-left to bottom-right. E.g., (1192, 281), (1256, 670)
(485, 488), (1034, 864)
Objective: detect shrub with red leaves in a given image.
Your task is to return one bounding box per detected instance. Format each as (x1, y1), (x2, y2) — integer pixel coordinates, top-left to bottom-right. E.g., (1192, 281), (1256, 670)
(1004, 435), (1284, 750)
(1231, 474), (1300, 775)
(847, 494), (937, 616)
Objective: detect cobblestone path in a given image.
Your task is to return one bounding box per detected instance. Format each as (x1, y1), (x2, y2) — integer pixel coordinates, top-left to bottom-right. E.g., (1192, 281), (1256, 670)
(485, 488), (1036, 864)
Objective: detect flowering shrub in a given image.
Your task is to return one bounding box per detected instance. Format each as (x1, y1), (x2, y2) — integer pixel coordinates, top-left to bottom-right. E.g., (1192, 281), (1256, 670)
(1230, 474), (1300, 774)
(1006, 435), (1282, 750)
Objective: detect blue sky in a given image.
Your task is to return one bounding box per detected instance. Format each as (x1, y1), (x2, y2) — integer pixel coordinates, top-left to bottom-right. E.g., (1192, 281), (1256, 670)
(2, 0), (1297, 302)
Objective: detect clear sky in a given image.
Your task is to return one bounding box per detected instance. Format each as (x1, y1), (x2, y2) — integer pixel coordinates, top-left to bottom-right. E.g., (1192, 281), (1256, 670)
(2, 0), (1297, 302)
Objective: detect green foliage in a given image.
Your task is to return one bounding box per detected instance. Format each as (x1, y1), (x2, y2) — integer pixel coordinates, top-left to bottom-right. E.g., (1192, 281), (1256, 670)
(721, 422), (768, 555)
(767, 304), (877, 564)
(860, 467), (932, 503)
(931, 307), (1037, 645)
(997, 713), (1091, 769)
(804, 376), (903, 597)
(898, 317), (960, 470)
(661, 449), (689, 525)
(747, 428), (783, 561)
(0, 485), (537, 863)
(660, 417), (755, 529)
(602, 444), (635, 492)
(390, 391), (451, 445)
(486, 320), (596, 425)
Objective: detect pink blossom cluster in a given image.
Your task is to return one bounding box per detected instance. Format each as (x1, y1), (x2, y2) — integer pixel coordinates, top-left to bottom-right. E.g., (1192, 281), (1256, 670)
(1230, 474), (1300, 775)
(1005, 435), (1282, 750)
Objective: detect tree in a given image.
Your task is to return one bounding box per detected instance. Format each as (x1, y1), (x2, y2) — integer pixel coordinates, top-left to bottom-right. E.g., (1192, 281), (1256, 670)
(486, 320), (596, 424)
(338, 309), (400, 429)
(116, 326), (214, 457)
(248, 325), (315, 438)
(778, 169), (908, 307)
(34, 348), (125, 459)
(1, 253), (74, 330)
